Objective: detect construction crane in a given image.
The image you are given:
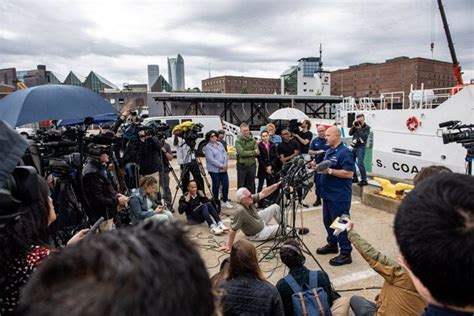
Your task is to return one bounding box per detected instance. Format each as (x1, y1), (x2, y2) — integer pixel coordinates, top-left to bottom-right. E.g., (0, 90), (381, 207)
(437, 0), (470, 94)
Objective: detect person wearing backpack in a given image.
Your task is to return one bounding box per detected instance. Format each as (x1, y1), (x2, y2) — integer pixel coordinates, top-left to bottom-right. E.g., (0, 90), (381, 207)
(276, 240), (350, 316)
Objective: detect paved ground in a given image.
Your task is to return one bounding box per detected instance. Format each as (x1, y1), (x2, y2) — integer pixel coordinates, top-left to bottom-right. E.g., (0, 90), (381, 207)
(167, 158), (398, 303)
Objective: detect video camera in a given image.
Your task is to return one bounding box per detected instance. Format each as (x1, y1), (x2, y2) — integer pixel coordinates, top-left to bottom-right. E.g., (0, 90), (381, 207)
(183, 123), (204, 148)
(439, 120), (474, 153)
(138, 120), (171, 140)
(289, 119), (302, 134)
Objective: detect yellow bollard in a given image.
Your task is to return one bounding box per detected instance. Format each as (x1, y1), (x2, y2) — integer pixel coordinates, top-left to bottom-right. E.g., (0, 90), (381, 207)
(373, 177), (414, 199)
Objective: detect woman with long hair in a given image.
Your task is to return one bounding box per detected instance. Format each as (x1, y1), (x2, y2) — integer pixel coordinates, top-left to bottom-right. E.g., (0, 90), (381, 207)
(221, 239), (284, 315)
(0, 175), (87, 315)
(257, 130), (278, 192)
(128, 175), (173, 225)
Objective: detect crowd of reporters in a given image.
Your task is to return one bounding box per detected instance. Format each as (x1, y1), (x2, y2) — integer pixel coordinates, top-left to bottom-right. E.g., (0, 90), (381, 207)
(0, 112), (473, 316)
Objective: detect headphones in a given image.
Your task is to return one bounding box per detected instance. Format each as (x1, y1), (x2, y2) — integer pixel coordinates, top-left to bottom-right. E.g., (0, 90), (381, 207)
(0, 166), (40, 227)
(281, 244), (306, 265)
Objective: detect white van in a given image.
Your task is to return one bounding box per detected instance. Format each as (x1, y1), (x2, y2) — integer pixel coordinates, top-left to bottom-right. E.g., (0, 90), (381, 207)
(143, 115), (224, 154)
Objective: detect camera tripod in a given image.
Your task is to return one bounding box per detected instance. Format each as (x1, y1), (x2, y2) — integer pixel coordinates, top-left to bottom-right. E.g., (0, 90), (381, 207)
(170, 140), (218, 209)
(257, 182), (325, 272)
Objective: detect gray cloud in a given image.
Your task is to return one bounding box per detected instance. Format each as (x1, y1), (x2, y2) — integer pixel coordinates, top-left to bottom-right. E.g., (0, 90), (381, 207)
(1, 0), (472, 88)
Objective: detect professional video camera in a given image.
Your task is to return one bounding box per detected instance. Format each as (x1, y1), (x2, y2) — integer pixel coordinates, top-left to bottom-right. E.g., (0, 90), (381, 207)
(439, 120), (474, 149)
(183, 122), (204, 148)
(138, 120), (172, 140)
(289, 119), (302, 134)
(439, 120), (474, 175)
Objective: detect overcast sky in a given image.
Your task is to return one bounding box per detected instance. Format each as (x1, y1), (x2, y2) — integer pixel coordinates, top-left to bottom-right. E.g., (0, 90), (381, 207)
(1, 0), (473, 89)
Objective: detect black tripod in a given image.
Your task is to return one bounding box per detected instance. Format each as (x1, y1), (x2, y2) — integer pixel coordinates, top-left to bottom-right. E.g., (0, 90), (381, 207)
(257, 181), (324, 271)
(171, 140), (217, 209)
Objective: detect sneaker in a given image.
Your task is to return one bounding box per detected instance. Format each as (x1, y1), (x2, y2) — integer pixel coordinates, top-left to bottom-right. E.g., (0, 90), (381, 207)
(316, 244), (339, 255)
(218, 221), (229, 231)
(222, 201), (233, 209)
(329, 254), (352, 266)
(358, 180), (368, 186)
(210, 224), (223, 235)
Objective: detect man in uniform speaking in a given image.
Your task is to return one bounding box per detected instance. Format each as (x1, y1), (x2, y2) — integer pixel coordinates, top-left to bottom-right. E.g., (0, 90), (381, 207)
(220, 182), (283, 252)
(316, 126), (355, 266)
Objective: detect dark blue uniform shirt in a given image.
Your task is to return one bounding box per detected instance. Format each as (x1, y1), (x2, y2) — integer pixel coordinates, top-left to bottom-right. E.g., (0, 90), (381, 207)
(320, 142), (355, 202)
(310, 137), (330, 163)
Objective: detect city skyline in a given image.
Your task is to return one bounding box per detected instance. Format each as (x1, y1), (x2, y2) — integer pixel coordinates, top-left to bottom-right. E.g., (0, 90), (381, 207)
(1, 0), (472, 89)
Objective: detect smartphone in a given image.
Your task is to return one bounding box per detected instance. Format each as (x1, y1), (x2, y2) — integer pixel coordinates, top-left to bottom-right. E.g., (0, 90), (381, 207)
(85, 217), (105, 240)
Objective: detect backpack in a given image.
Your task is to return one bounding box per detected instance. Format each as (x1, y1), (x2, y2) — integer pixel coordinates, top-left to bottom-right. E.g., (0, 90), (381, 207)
(284, 271), (332, 316)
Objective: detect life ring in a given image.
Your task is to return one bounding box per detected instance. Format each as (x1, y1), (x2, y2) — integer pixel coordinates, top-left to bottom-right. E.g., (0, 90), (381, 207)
(406, 116), (420, 132)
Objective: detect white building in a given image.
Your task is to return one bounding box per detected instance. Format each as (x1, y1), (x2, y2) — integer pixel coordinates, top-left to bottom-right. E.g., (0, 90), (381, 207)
(281, 57), (330, 96)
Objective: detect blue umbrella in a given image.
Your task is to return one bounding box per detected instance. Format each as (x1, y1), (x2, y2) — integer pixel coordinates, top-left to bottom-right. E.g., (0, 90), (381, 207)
(0, 84), (117, 127)
(57, 113), (118, 126)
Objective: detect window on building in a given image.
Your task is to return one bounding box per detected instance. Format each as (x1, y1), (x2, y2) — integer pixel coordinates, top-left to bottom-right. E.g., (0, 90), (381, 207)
(110, 98), (116, 104)
(119, 98), (125, 104)
(303, 89), (307, 92)
(303, 82), (307, 85)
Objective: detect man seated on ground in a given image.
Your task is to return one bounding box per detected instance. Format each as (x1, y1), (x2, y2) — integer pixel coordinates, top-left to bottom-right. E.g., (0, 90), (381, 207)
(178, 180), (228, 235)
(394, 173), (474, 315)
(220, 182), (283, 251)
(276, 240), (350, 316)
(18, 221), (215, 316)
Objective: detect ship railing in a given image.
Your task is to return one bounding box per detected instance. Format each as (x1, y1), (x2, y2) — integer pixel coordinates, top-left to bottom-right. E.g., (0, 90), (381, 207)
(408, 84), (451, 109)
(380, 91), (405, 110)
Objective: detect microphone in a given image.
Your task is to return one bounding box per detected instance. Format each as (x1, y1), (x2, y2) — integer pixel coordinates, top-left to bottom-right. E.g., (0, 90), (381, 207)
(315, 160), (332, 173)
(439, 120), (460, 128)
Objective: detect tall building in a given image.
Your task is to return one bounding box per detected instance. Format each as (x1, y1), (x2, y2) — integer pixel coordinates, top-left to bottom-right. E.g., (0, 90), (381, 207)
(167, 54), (185, 91)
(280, 57), (331, 96)
(330, 56), (457, 104)
(202, 75), (280, 94)
(147, 65), (159, 91)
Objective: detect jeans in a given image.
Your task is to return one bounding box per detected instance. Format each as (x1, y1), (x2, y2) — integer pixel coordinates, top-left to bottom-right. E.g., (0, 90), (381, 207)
(160, 171), (172, 208)
(257, 174), (276, 192)
(188, 203), (221, 227)
(237, 164), (256, 193)
(322, 199), (352, 254)
(209, 172), (229, 202)
(350, 295), (376, 316)
(354, 146), (367, 181)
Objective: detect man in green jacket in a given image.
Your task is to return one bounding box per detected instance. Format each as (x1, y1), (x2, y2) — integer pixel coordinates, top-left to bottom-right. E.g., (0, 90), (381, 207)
(235, 123), (258, 193)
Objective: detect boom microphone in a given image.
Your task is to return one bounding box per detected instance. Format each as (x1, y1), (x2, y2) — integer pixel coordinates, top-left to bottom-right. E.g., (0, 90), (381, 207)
(315, 160), (332, 173)
(439, 120), (460, 128)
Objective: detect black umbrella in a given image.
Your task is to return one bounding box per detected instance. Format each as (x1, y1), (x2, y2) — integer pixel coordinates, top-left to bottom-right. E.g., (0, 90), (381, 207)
(0, 84), (117, 127)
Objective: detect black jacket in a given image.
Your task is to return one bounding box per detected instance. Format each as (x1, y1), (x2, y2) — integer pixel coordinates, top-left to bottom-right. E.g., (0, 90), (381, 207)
(137, 136), (163, 175)
(257, 142), (278, 177)
(221, 275), (284, 316)
(82, 159), (118, 221)
(349, 123), (371, 147)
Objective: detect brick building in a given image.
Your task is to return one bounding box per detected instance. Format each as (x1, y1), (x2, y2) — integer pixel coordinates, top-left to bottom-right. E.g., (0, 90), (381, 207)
(202, 75), (280, 94)
(331, 56), (457, 104)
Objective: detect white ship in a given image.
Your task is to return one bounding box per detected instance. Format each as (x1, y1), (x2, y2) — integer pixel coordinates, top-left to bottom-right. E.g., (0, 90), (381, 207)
(336, 85), (473, 180)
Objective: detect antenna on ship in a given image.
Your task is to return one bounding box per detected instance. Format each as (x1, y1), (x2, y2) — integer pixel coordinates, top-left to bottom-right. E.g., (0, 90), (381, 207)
(208, 60), (211, 78)
(319, 43), (323, 69)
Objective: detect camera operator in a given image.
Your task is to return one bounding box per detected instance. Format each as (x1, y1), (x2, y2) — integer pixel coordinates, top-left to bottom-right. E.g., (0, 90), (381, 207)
(173, 128), (205, 193)
(117, 109), (141, 166)
(292, 119), (313, 155)
(349, 114), (370, 186)
(82, 144), (129, 231)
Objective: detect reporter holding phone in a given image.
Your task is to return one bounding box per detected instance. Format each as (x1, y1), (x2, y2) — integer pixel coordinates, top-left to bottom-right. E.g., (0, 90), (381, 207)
(128, 176), (173, 225)
(309, 125), (330, 207)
